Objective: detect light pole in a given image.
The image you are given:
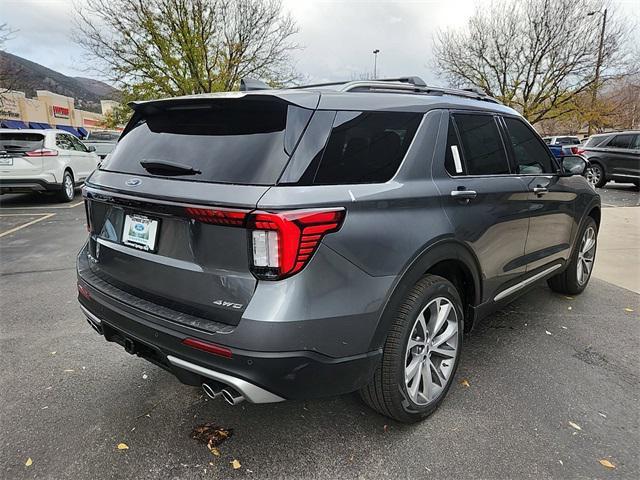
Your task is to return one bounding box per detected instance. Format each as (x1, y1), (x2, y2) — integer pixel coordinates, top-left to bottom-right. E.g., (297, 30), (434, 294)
(587, 8), (607, 136)
(372, 49), (380, 79)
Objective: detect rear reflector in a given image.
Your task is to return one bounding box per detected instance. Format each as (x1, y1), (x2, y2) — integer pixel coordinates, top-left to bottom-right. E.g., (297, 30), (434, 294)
(25, 148), (58, 157)
(77, 283), (91, 299)
(182, 338), (233, 359)
(570, 147), (585, 155)
(247, 208), (345, 279)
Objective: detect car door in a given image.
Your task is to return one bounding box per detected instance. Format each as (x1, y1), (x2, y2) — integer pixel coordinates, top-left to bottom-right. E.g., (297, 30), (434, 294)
(55, 133), (78, 175)
(68, 135), (95, 181)
(435, 112), (530, 303)
(500, 116), (575, 273)
(605, 133), (639, 180)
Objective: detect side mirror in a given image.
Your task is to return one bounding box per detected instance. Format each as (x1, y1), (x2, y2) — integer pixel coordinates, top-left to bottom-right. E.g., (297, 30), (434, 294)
(561, 155), (588, 176)
(87, 145), (97, 152)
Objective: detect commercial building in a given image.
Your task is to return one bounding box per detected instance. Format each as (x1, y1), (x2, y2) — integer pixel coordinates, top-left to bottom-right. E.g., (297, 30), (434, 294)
(0, 90), (118, 138)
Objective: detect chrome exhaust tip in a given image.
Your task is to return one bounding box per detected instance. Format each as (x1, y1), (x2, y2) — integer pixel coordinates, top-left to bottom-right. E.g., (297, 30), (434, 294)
(221, 388), (245, 405)
(202, 382), (222, 400)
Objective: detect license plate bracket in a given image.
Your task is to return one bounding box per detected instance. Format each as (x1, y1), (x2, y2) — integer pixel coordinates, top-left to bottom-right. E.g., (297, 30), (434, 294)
(123, 214), (159, 252)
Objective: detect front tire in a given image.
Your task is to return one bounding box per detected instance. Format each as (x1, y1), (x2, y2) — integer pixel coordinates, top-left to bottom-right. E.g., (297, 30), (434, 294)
(360, 275), (464, 423)
(58, 171), (75, 203)
(547, 217), (598, 295)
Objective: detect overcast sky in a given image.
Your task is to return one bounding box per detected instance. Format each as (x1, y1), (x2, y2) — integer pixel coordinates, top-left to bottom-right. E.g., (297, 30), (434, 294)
(2, 0), (639, 88)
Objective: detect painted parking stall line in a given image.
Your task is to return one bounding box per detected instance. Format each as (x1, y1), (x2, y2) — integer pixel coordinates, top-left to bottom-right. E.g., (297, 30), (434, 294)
(0, 213), (56, 238)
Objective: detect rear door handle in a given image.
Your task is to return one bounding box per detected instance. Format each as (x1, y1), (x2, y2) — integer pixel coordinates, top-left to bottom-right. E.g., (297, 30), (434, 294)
(450, 190), (477, 200)
(533, 187), (548, 195)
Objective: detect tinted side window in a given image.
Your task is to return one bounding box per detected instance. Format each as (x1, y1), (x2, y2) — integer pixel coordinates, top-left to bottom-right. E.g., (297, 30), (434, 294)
(503, 117), (557, 174)
(631, 134), (640, 149)
(608, 134), (633, 149)
(56, 134), (74, 150)
(453, 114), (510, 175)
(70, 135), (88, 152)
(312, 111), (422, 185)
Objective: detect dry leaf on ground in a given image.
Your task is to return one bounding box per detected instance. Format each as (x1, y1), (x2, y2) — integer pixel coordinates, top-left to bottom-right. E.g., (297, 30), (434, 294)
(209, 447), (221, 456)
(545, 331), (552, 336)
(117, 443), (129, 450)
(191, 423), (234, 448)
(25, 458), (33, 467)
(624, 308), (634, 313)
(599, 459), (615, 469)
(568, 421), (582, 431)
(231, 459), (242, 469)
(460, 379), (470, 387)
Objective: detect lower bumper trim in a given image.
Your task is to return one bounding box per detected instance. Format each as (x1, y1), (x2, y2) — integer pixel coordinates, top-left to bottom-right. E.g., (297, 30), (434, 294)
(166, 355), (285, 404)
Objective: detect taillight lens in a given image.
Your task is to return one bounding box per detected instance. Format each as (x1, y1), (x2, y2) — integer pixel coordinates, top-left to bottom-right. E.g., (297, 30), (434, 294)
(185, 207), (248, 226)
(247, 208), (345, 279)
(570, 147), (585, 155)
(25, 148), (58, 157)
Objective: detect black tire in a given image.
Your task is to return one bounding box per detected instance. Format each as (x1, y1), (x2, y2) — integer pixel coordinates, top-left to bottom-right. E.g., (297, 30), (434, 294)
(360, 275), (464, 423)
(587, 162), (606, 188)
(58, 170), (75, 202)
(547, 217), (598, 295)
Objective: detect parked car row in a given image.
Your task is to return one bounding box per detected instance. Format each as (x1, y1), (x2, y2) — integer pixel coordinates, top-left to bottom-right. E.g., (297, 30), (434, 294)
(543, 131), (639, 188)
(0, 129), (101, 202)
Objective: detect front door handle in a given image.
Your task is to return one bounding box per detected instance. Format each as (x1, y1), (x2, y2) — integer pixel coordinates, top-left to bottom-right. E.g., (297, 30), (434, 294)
(533, 186), (548, 195)
(450, 190), (478, 200)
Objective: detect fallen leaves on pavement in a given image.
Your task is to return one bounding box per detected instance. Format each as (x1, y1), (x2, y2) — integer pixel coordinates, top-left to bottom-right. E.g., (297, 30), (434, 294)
(599, 459), (615, 469)
(191, 423), (234, 455)
(231, 459), (242, 469)
(25, 458), (33, 467)
(117, 443), (129, 450)
(568, 421), (582, 431)
(624, 308), (634, 313)
(460, 379), (470, 387)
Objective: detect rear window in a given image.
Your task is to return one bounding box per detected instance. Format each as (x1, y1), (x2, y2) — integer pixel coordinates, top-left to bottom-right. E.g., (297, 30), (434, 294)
(0, 132), (45, 154)
(89, 131), (120, 141)
(283, 111), (422, 185)
(103, 99), (311, 185)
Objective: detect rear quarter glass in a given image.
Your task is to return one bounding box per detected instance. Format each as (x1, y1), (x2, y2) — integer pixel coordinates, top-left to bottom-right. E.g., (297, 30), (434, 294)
(103, 99), (313, 186)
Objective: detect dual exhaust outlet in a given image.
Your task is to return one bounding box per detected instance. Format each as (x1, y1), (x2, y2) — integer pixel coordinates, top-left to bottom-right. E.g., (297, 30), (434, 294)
(202, 382), (244, 405)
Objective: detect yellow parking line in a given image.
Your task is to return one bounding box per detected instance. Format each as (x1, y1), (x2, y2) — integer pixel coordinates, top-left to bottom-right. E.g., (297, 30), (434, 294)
(0, 200), (84, 211)
(0, 213), (56, 238)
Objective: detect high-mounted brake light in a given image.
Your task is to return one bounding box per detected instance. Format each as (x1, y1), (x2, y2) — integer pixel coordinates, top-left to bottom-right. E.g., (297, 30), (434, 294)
(247, 208), (345, 280)
(185, 207), (248, 226)
(25, 148), (58, 157)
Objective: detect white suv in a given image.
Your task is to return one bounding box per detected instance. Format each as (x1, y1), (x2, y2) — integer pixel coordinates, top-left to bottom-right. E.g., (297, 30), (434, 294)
(0, 129), (100, 202)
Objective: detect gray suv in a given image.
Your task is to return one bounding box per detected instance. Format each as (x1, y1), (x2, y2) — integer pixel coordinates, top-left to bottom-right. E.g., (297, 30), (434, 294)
(77, 77), (600, 423)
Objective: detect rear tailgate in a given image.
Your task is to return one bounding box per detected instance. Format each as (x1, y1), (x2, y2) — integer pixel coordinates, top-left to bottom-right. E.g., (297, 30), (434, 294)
(82, 92), (319, 327)
(85, 173), (269, 326)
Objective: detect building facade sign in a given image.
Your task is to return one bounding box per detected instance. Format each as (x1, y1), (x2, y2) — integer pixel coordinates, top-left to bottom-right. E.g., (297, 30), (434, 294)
(52, 105), (70, 119)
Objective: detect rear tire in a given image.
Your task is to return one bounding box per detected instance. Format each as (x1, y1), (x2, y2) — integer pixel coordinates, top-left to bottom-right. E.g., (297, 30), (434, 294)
(360, 275), (464, 423)
(547, 217), (598, 295)
(58, 171), (75, 203)
(586, 163), (606, 188)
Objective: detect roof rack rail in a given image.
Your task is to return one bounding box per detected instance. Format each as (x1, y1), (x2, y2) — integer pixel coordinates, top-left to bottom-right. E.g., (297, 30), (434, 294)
(289, 76), (428, 90)
(340, 81), (500, 104)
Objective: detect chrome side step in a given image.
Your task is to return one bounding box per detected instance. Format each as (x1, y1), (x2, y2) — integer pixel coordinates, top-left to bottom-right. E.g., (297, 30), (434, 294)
(167, 355), (285, 404)
(494, 264), (563, 302)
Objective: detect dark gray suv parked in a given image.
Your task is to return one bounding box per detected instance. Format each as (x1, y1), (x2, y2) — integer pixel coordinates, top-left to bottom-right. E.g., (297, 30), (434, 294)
(581, 131), (640, 188)
(77, 77), (600, 422)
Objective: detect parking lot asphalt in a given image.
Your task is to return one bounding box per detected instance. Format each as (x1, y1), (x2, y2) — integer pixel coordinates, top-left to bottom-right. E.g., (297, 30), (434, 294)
(1, 186), (639, 480)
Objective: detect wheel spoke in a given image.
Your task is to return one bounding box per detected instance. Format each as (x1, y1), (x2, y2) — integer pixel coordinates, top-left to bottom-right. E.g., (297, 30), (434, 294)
(428, 300), (451, 337)
(582, 236), (595, 253)
(405, 356), (422, 384)
(432, 323), (457, 348)
(430, 359), (447, 386)
(421, 361), (434, 401)
(407, 361), (423, 401)
(406, 337), (423, 351)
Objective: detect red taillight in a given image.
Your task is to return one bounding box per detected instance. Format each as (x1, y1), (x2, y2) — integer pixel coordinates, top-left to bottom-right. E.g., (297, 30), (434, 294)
(182, 338), (232, 359)
(25, 148), (58, 157)
(570, 147), (585, 155)
(247, 208), (345, 279)
(77, 283), (91, 299)
(185, 207), (248, 226)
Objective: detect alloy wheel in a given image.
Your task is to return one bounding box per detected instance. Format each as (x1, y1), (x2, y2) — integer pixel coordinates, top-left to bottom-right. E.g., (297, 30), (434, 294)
(404, 297), (458, 405)
(586, 165), (601, 187)
(64, 175), (74, 199)
(577, 226), (596, 285)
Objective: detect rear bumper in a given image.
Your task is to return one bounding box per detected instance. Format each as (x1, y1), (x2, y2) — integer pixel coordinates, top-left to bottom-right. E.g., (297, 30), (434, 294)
(76, 244), (383, 402)
(0, 177), (61, 193)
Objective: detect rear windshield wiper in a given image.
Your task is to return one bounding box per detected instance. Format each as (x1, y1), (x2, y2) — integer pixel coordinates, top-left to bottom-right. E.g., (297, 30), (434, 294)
(139, 159), (201, 176)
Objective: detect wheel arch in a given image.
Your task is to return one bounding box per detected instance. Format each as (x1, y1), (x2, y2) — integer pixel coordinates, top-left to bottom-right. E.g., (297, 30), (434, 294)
(368, 239), (483, 350)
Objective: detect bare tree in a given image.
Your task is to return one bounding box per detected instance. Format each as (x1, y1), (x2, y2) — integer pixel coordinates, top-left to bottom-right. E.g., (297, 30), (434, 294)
(73, 0), (299, 99)
(0, 23), (18, 94)
(433, 0), (633, 125)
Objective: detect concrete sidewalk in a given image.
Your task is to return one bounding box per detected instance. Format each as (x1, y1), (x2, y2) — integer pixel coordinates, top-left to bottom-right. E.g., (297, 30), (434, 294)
(592, 206), (640, 294)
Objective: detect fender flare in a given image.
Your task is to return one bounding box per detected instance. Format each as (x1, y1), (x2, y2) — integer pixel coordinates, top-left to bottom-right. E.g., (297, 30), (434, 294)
(368, 239), (482, 351)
